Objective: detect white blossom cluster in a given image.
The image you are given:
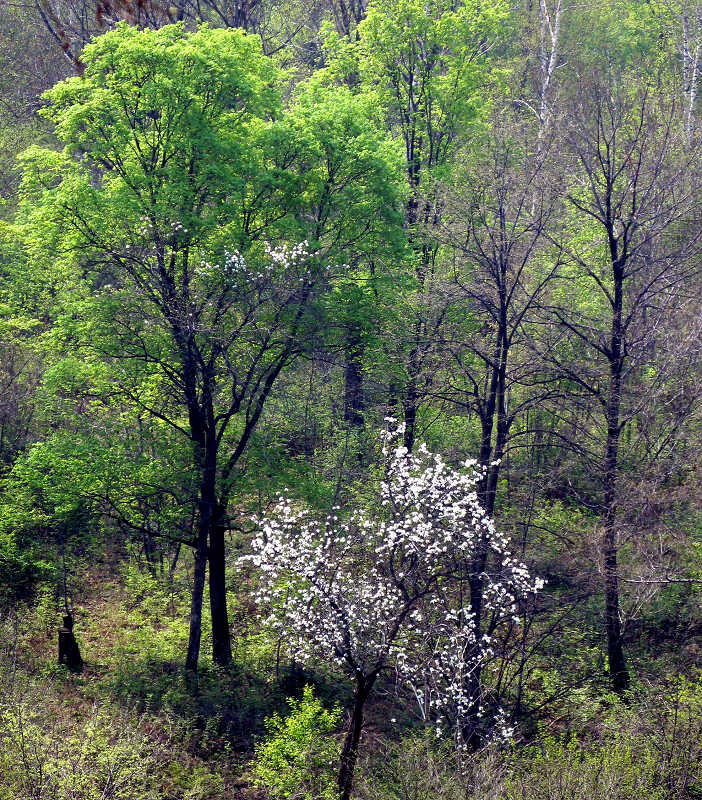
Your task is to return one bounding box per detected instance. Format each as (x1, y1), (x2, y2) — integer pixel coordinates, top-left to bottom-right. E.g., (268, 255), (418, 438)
(195, 248), (248, 278)
(137, 215), (155, 237)
(136, 217), (188, 238)
(242, 423), (543, 744)
(264, 240), (309, 266)
(194, 241), (311, 288)
(400, 604), (515, 746)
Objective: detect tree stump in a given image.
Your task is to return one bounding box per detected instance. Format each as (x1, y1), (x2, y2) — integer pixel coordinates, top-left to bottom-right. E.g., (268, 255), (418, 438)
(58, 613), (83, 671)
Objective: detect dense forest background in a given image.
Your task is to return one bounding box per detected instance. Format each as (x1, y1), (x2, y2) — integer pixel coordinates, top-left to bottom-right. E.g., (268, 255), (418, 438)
(1, 0), (702, 797)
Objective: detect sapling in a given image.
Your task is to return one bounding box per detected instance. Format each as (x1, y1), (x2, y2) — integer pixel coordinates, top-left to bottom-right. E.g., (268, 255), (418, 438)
(244, 423), (542, 800)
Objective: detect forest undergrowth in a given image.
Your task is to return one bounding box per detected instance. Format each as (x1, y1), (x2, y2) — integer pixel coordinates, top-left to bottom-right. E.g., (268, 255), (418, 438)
(1, 539), (701, 799)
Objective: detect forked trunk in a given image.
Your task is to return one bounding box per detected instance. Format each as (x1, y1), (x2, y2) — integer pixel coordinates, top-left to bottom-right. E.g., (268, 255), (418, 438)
(465, 321), (509, 744)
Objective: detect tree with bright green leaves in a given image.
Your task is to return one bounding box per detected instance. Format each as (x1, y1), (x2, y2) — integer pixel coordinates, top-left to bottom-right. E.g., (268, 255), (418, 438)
(14, 22), (402, 672)
(0, 432), (103, 613)
(289, 0), (507, 450)
(352, 0), (507, 451)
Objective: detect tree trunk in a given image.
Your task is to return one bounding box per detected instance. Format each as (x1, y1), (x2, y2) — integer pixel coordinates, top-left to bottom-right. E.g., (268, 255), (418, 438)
(604, 513), (628, 692)
(344, 329), (364, 427)
(602, 266), (629, 693)
(602, 378), (628, 691)
(338, 674), (375, 800)
(209, 508), (232, 667)
(143, 526), (157, 577)
(483, 325), (510, 519)
(57, 613), (83, 672)
(403, 343), (420, 452)
(465, 314), (510, 745)
(185, 529), (207, 673)
(399, 153), (425, 454)
(603, 420), (628, 690)
(403, 384), (417, 452)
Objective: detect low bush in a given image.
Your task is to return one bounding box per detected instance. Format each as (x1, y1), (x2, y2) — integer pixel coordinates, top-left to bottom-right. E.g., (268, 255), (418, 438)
(252, 685), (341, 800)
(0, 688), (158, 800)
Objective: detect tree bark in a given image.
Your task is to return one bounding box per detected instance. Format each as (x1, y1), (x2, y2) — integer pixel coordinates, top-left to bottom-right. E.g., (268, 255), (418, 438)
(465, 306), (512, 745)
(602, 268), (629, 692)
(185, 411), (222, 672)
(185, 528), (207, 673)
(57, 613), (83, 672)
(403, 381), (417, 452)
(403, 340), (421, 452)
(209, 507), (232, 667)
(344, 329), (364, 427)
(338, 673), (375, 800)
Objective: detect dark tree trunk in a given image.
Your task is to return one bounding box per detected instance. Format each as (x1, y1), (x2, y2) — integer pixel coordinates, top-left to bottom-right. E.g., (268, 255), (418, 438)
(604, 510), (628, 691)
(185, 529), (208, 673)
(403, 382), (417, 452)
(143, 527), (157, 577)
(344, 330), (364, 427)
(402, 338), (422, 452)
(209, 507), (232, 667)
(466, 308), (510, 745)
(180, 345), (234, 672)
(399, 151), (425, 455)
(57, 613), (82, 672)
(338, 673), (376, 800)
(477, 333), (503, 512)
(602, 268), (629, 692)
(483, 323), (510, 519)
(180, 335), (211, 675)
(169, 542), (182, 582)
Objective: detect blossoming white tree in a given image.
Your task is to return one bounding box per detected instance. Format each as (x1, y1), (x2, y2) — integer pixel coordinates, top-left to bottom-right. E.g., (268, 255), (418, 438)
(245, 424), (543, 800)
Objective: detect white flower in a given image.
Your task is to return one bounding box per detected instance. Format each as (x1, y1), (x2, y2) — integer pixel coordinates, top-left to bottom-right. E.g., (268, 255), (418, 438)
(240, 424), (542, 752)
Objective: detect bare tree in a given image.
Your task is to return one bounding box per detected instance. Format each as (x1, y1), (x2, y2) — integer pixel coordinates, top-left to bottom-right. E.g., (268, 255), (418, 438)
(538, 74), (702, 691)
(21, 0), (325, 74)
(433, 112), (562, 738)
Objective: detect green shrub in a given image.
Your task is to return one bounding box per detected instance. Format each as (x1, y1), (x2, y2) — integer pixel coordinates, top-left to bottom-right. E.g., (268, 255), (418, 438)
(355, 680), (702, 800)
(0, 690), (158, 800)
(252, 685), (341, 800)
(504, 734), (665, 800)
